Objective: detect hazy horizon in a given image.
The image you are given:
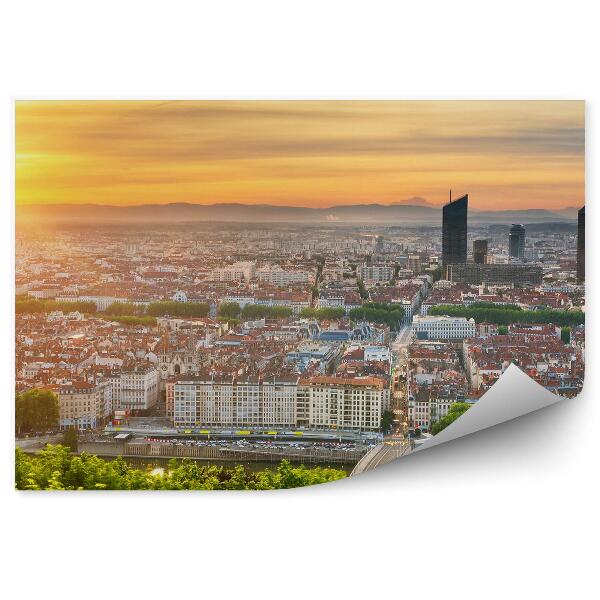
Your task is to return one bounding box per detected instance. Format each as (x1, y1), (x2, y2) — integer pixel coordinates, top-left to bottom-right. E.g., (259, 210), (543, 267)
(16, 100), (585, 210)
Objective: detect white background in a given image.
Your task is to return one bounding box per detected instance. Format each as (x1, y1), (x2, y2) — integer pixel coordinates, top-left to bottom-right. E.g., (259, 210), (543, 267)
(0, 2), (597, 598)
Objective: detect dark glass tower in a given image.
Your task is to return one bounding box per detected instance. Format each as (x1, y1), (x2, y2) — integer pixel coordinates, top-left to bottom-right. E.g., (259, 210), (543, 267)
(442, 194), (468, 269)
(577, 206), (585, 282)
(509, 224), (526, 260)
(473, 239), (488, 264)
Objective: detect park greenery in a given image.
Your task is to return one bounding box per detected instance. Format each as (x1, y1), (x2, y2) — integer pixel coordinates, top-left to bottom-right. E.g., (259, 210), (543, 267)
(299, 306), (346, 320)
(16, 298), (97, 314)
(217, 301), (242, 319)
(17, 297), (212, 320)
(430, 402), (471, 435)
(241, 304), (294, 319)
(15, 388), (59, 435)
(349, 302), (405, 330)
(15, 446), (347, 490)
(428, 303), (584, 327)
(104, 301), (146, 316)
(106, 300), (211, 318)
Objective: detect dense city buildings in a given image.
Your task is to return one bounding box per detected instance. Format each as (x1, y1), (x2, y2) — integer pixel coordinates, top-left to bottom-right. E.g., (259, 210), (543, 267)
(442, 193), (468, 271)
(509, 224), (526, 260)
(15, 204), (584, 445)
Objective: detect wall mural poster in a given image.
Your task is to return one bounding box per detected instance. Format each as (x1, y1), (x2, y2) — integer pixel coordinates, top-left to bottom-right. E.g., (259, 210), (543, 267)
(14, 100), (585, 490)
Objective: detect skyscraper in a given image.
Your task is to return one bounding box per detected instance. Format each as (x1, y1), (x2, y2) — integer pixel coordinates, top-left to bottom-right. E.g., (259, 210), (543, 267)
(577, 206), (585, 282)
(473, 239), (488, 264)
(442, 194), (468, 271)
(509, 224), (526, 260)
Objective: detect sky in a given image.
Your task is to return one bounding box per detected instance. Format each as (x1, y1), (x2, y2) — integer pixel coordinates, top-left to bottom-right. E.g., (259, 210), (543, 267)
(15, 100), (585, 210)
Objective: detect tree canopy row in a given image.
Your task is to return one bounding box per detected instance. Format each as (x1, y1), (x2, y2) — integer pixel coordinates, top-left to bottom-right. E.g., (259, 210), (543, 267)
(428, 303), (584, 327)
(349, 302), (405, 330)
(15, 446), (347, 490)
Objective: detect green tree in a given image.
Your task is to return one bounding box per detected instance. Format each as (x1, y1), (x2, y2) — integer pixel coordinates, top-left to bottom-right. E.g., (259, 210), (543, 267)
(349, 302), (405, 330)
(15, 448), (347, 490)
(16, 298), (97, 315)
(428, 304), (584, 327)
(430, 402), (471, 435)
(299, 307), (346, 320)
(380, 410), (395, 433)
(561, 326), (571, 344)
(356, 278), (369, 300)
(105, 301), (146, 316)
(218, 302), (241, 319)
(15, 388), (59, 435)
(62, 428), (78, 452)
(241, 304), (293, 319)
(497, 325), (508, 335)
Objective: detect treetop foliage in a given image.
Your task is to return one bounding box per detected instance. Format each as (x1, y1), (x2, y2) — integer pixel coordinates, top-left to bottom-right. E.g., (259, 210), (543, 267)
(430, 402), (471, 435)
(349, 302), (405, 330)
(299, 307), (346, 320)
(15, 446), (347, 491)
(15, 388), (59, 435)
(428, 304), (584, 327)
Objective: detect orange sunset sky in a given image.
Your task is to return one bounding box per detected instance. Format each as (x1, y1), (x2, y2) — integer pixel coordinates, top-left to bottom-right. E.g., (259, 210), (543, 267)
(15, 100), (584, 210)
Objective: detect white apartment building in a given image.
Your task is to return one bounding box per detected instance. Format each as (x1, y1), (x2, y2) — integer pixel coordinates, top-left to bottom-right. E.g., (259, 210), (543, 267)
(210, 261), (256, 282)
(412, 315), (477, 341)
(56, 381), (112, 430)
(172, 376), (298, 427)
(170, 375), (389, 431)
(119, 365), (159, 411)
(256, 265), (313, 286)
(360, 265), (393, 283)
(300, 376), (388, 431)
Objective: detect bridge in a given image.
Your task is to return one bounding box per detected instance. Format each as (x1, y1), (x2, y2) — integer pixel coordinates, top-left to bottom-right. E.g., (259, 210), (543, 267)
(350, 437), (412, 476)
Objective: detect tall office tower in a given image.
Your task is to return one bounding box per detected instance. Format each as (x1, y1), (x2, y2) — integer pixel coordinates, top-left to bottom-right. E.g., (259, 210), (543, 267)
(577, 206), (585, 282)
(473, 239), (488, 264)
(509, 224), (526, 260)
(442, 193), (468, 272)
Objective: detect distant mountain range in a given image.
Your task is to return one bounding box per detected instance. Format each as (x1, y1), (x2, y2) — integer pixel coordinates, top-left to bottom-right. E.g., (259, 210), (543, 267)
(16, 202), (580, 226)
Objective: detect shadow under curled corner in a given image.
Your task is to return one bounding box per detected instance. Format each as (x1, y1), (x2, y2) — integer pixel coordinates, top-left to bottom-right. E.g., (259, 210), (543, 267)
(351, 364), (567, 476)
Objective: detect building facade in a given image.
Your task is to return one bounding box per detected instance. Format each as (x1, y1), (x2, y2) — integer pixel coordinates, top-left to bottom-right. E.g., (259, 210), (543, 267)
(577, 206), (585, 282)
(442, 194), (468, 269)
(445, 263), (543, 285)
(56, 381), (111, 430)
(412, 315), (477, 341)
(170, 375), (388, 431)
(172, 376), (298, 428)
(473, 239), (488, 264)
(509, 224), (526, 260)
(119, 365), (159, 411)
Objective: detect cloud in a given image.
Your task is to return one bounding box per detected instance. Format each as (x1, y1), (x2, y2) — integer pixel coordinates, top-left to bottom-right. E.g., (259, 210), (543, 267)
(15, 100), (585, 210)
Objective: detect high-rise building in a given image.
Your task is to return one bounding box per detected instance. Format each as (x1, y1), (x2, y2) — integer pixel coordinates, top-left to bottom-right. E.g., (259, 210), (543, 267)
(577, 206), (585, 282)
(509, 224), (526, 260)
(442, 194), (468, 270)
(473, 239), (488, 264)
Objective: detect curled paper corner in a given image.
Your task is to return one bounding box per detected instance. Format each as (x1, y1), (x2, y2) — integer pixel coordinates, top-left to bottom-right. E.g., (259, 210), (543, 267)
(413, 363), (563, 453)
(351, 365), (566, 476)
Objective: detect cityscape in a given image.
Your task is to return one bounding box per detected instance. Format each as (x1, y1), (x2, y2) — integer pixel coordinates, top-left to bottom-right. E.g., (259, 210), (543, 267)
(14, 101), (585, 490)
